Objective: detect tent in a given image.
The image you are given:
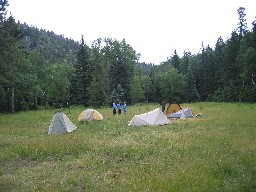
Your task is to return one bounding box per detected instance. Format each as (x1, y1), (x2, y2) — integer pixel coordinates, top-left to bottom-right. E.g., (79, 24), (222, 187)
(78, 109), (103, 122)
(128, 108), (172, 126)
(166, 103), (182, 114)
(168, 107), (193, 119)
(48, 112), (77, 134)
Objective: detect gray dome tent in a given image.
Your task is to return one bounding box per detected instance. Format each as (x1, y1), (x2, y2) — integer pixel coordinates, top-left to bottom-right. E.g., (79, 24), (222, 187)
(168, 107), (193, 119)
(48, 112), (77, 134)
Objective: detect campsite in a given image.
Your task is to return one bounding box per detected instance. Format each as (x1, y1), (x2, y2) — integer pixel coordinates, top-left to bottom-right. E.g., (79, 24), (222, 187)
(0, 102), (256, 191)
(1, 2), (256, 191)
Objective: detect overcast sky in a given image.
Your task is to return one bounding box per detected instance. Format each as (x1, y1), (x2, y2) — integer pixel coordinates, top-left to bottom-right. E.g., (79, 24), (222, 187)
(8, 0), (256, 64)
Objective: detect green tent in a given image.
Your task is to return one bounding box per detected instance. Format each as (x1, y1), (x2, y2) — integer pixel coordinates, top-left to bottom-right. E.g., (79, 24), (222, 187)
(48, 112), (77, 134)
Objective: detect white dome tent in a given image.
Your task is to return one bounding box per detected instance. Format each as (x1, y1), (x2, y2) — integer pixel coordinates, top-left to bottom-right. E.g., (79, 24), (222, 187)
(128, 108), (172, 126)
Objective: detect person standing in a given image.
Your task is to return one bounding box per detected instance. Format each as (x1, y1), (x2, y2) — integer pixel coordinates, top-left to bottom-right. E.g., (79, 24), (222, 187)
(117, 100), (121, 115)
(112, 100), (117, 115)
(123, 101), (127, 115)
(161, 100), (166, 113)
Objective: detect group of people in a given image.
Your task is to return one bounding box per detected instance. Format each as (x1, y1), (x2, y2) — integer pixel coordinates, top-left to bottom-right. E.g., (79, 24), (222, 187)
(112, 100), (127, 115)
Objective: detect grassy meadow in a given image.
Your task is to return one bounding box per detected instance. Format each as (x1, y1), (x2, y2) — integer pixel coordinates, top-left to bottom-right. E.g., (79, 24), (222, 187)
(0, 102), (256, 192)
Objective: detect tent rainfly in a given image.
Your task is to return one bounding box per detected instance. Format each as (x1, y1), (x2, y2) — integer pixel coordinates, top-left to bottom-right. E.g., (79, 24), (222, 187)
(168, 107), (193, 119)
(166, 103), (182, 114)
(128, 108), (172, 126)
(78, 109), (103, 122)
(48, 112), (77, 134)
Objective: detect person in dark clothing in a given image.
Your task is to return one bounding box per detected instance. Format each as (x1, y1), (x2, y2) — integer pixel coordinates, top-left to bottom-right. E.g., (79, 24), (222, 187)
(161, 100), (166, 113)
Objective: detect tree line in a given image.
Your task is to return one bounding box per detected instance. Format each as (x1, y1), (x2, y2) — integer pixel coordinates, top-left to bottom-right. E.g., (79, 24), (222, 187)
(0, 1), (255, 113)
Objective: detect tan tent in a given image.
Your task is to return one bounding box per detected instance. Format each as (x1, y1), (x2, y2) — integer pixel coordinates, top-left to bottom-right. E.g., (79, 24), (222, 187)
(78, 109), (103, 122)
(166, 103), (182, 114)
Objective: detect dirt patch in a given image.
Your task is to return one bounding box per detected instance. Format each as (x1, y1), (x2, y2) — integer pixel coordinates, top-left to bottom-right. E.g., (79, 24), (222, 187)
(0, 159), (39, 174)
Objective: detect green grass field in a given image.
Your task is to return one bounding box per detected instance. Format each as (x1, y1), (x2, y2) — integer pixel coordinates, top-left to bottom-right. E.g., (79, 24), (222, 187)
(0, 102), (256, 192)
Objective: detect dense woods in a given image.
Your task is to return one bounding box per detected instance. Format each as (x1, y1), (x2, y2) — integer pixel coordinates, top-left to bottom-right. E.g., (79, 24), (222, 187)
(0, 1), (255, 112)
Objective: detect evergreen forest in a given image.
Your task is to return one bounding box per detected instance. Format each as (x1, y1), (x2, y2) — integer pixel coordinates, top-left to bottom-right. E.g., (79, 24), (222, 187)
(1, 1), (256, 113)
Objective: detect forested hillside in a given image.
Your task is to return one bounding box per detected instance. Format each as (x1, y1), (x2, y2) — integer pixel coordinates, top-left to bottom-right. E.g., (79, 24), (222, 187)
(21, 23), (79, 65)
(0, 1), (256, 113)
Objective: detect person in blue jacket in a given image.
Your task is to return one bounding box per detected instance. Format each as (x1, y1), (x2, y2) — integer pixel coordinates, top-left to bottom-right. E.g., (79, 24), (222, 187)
(123, 101), (127, 115)
(112, 100), (117, 115)
(117, 100), (121, 115)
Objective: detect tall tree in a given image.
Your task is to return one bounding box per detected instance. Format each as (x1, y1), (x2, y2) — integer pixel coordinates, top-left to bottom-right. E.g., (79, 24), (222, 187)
(213, 37), (225, 89)
(223, 31), (241, 101)
(27, 51), (46, 109)
(171, 49), (180, 70)
(88, 39), (108, 107)
(158, 68), (185, 103)
(0, 16), (35, 112)
(109, 84), (125, 102)
(148, 66), (162, 103)
(185, 64), (200, 102)
(141, 74), (152, 102)
(253, 18), (256, 47)
(236, 20), (256, 102)
(237, 7), (248, 36)
(70, 35), (91, 106)
(103, 38), (137, 103)
(197, 43), (215, 100)
(130, 76), (144, 103)
(0, 0), (8, 22)
(180, 50), (191, 75)
(44, 63), (73, 108)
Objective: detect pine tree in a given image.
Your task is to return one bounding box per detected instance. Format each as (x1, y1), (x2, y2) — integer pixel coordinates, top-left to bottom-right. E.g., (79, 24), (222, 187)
(198, 43), (215, 100)
(185, 64), (200, 102)
(0, 0), (8, 22)
(223, 31), (240, 101)
(109, 84), (125, 102)
(115, 84), (125, 101)
(180, 50), (191, 75)
(0, 16), (36, 112)
(237, 7), (248, 36)
(197, 42), (206, 100)
(70, 35), (91, 106)
(236, 19), (256, 102)
(28, 51), (46, 109)
(213, 37), (225, 89)
(110, 88), (117, 102)
(171, 49), (180, 70)
(88, 39), (108, 107)
(253, 18), (256, 48)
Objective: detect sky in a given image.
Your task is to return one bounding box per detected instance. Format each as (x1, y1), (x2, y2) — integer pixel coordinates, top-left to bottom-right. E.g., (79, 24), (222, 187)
(8, 0), (256, 64)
